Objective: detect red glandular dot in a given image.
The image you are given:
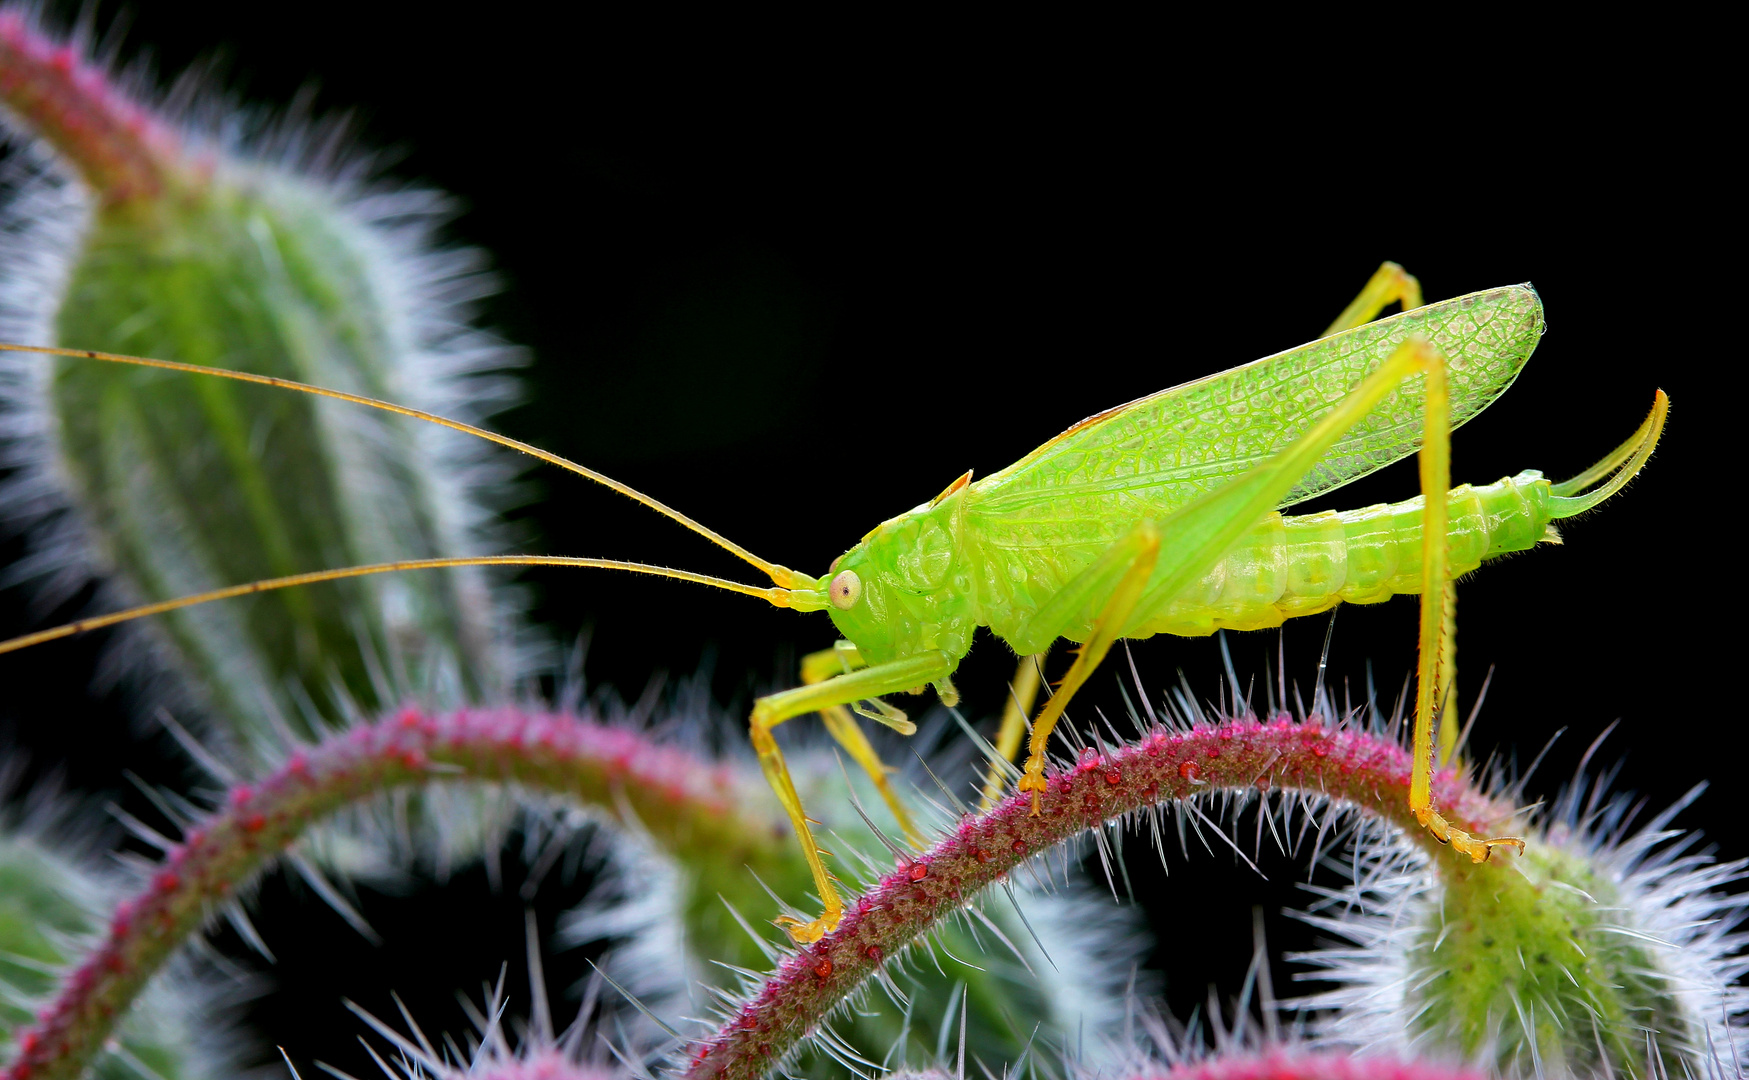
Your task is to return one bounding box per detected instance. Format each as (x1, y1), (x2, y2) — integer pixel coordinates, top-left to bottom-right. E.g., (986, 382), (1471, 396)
(1078, 747), (1099, 771)
(1104, 769), (1122, 785)
(1179, 761), (1201, 782)
(1143, 780), (1160, 800)
(1010, 839), (1025, 854)
(1057, 776), (1074, 793)
(1311, 743), (1330, 758)
(243, 814), (267, 833)
(1255, 775), (1271, 791)
(908, 862), (928, 881)
(865, 945), (882, 961)
(153, 871), (180, 894)
(973, 847), (990, 863)
(1206, 747), (1220, 758)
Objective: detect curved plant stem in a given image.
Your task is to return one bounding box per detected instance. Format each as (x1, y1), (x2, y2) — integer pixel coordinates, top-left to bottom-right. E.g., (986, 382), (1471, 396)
(0, 13), (180, 206)
(3, 707), (784, 1080)
(1144, 1052), (1489, 1080)
(893, 1056), (1488, 1080)
(684, 716), (1515, 1080)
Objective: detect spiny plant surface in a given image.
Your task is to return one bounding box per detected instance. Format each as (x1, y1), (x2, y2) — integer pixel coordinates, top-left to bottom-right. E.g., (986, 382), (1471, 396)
(0, 10), (1742, 1080)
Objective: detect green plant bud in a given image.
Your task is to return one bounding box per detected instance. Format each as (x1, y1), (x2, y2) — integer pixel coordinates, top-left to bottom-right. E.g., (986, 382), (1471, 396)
(1, 17), (525, 763)
(1299, 786), (1745, 1078)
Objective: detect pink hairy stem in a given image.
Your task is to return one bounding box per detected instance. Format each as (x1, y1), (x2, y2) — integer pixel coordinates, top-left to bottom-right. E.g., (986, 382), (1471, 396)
(3, 707), (786, 1080)
(1143, 1051), (1490, 1080)
(892, 1056), (1488, 1080)
(683, 715), (1516, 1080)
(0, 13), (180, 205)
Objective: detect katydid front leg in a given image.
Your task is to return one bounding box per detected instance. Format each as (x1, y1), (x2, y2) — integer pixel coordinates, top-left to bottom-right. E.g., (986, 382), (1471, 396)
(800, 642), (926, 846)
(750, 651), (953, 943)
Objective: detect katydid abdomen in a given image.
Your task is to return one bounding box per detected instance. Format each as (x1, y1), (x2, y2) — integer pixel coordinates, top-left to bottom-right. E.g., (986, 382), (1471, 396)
(970, 468), (1559, 647)
(1136, 469), (1557, 636)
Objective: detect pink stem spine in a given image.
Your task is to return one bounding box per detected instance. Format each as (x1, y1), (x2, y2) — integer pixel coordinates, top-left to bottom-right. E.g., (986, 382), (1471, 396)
(683, 715), (1514, 1080)
(0, 13), (179, 205)
(2, 707), (783, 1080)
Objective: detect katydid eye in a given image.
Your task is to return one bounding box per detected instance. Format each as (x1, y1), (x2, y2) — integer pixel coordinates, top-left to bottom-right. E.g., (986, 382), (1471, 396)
(829, 569), (862, 610)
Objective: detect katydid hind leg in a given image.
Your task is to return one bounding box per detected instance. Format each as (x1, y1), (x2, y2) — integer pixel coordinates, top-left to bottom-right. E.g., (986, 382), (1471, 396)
(1005, 339), (1505, 815)
(1321, 261), (1426, 337)
(1405, 341), (1523, 863)
(749, 651), (952, 942)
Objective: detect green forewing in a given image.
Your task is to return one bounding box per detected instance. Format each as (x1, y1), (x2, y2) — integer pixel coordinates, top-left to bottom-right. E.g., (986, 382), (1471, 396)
(970, 286), (1542, 533)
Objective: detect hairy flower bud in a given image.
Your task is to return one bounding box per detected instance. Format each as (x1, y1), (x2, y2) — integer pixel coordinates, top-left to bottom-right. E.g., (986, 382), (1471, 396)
(1, 10), (526, 763)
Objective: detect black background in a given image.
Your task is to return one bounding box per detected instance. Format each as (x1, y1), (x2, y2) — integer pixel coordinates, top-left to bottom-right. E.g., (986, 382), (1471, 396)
(0, 7), (1738, 1076)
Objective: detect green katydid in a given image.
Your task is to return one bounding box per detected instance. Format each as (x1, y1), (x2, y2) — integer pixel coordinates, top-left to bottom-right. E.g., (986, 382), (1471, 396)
(0, 263), (1668, 944)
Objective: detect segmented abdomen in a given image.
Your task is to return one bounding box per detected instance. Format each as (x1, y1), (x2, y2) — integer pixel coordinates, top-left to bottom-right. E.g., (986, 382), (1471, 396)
(1136, 469), (1554, 637)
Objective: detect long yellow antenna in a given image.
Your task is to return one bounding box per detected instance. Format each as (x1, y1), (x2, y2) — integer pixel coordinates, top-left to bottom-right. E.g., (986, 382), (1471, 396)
(0, 555), (826, 657)
(0, 342), (808, 588)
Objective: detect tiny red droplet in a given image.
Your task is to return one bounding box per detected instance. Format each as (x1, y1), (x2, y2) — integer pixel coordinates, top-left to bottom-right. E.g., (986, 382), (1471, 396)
(153, 871), (180, 893)
(1311, 743), (1330, 758)
(1058, 775), (1075, 793)
(1010, 839), (1025, 853)
(1143, 780), (1160, 800)
(866, 945), (882, 961)
(814, 959), (833, 979)
(973, 847), (989, 863)
(243, 814), (267, 833)
(1254, 775), (1271, 791)
(1179, 761), (1200, 782)
(908, 862), (928, 881)
(1105, 769), (1122, 785)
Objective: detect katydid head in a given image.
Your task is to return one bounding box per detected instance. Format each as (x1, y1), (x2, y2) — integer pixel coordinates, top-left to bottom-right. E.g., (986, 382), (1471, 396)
(820, 496), (976, 668)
